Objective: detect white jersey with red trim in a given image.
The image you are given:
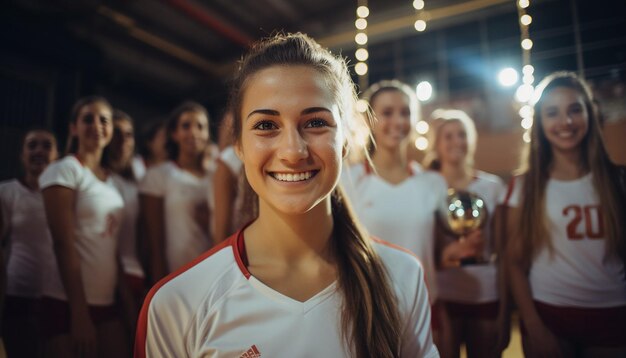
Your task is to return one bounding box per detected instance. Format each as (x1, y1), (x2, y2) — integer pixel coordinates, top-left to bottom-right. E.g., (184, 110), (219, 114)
(437, 171), (505, 303)
(38, 156), (124, 305)
(139, 161), (214, 273)
(341, 162), (446, 301)
(0, 179), (55, 298)
(135, 229), (439, 358)
(506, 173), (626, 307)
(111, 174), (144, 278)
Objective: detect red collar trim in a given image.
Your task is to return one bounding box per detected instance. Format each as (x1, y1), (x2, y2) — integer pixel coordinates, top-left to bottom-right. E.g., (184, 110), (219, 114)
(232, 222), (254, 280)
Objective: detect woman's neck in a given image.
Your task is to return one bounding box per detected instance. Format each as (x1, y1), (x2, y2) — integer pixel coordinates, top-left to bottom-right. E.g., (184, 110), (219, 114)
(371, 145), (410, 184)
(440, 161), (473, 189)
(371, 145), (406, 171)
(76, 148), (103, 170)
(550, 148), (586, 180)
(21, 172), (40, 190)
(176, 151), (204, 173)
(109, 157), (131, 174)
(246, 199), (335, 264)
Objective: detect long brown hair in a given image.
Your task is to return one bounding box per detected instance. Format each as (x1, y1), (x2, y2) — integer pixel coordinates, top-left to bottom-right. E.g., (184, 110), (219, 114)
(517, 71), (626, 273)
(229, 32), (402, 357)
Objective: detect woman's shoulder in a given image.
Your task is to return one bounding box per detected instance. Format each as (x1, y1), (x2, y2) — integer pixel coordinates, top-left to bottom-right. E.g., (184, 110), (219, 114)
(147, 237), (243, 311)
(474, 170), (504, 186)
(371, 238), (424, 277)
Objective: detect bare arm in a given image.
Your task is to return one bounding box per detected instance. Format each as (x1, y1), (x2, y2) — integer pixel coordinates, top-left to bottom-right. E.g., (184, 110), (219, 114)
(213, 160), (237, 243)
(42, 185), (96, 356)
(140, 194), (167, 283)
(506, 205), (562, 357)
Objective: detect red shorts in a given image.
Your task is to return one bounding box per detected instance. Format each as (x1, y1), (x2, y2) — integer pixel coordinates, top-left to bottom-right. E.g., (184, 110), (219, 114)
(441, 300), (499, 320)
(40, 297), (120, 338)
(521, 301), (626, 347)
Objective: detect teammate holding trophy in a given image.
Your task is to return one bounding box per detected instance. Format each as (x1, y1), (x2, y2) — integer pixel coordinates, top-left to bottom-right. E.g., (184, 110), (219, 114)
(424, 109), (507, 358)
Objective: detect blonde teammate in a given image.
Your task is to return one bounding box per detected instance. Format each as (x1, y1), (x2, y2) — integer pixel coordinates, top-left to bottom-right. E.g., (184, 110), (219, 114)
(506, 72), (626, 357)
(135, 33), (438, 358)
(424, 109), (507, 358)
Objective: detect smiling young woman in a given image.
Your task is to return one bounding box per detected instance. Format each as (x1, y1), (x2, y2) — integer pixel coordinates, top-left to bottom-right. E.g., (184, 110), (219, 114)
(423, 109), (508, 358)
(505, 72), (626, 357)
(39, 96), (130, 358)
(135, 33), (439, 358)
(139, 102), (216, 282)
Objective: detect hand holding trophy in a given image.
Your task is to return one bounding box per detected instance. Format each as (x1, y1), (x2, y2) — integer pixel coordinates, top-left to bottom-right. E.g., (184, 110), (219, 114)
(438, 188), (487, 265)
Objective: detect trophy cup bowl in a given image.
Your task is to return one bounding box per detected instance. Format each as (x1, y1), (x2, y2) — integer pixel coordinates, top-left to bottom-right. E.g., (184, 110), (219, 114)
(438, 189), (487, 264)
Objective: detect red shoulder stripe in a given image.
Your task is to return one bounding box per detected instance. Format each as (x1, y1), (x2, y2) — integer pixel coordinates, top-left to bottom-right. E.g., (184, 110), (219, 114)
(503, 176), (517, 206)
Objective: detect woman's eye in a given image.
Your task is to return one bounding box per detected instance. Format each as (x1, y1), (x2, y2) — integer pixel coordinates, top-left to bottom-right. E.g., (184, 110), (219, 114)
(569, 105), (583, 114)
(253, 121), (277, 130)
(306, 118), (328, 128)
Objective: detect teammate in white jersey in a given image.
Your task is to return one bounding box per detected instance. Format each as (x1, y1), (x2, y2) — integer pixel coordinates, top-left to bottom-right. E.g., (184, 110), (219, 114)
(341, 81), (483, 343)
(140, 101), (215, 282)
(40, 96), (130, 358)
(0, 129), (58, 357)
(106, 110), (147, 328)
(506, 72), (626, 357)
(423, 109), (507, 358)
(136, 33), (439, 358)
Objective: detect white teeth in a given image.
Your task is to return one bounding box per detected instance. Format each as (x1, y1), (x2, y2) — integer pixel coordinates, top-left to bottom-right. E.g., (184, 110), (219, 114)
(557, 131), (574, 138)
(273, 171), (314, 182)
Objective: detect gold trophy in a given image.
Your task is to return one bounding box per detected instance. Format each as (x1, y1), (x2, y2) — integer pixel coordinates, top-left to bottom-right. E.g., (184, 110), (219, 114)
(438, 189), (488, 265)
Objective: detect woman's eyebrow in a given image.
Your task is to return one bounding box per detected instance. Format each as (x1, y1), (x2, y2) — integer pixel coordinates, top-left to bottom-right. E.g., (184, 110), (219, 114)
(301, 107), (331, 115)
(247, 107), (331, 119)
(247, 109), (279, 119)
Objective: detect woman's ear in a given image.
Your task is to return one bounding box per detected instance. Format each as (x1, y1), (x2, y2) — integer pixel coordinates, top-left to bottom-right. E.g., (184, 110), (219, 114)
(342, 141), (350, 159)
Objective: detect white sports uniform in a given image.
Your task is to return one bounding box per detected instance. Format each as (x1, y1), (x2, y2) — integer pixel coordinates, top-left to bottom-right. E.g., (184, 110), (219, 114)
(505, 174), (626, 307)
(111, 174), (144, 278)
(437, 171), (505, 303)
(218, 146), (249, 233)
(0, 179), (55, 298)
(132, 155), (147, 181)
(38, 156), (124, 305)
(341, 162), (447, 301)
(135, 229), (439, 358)
(139, 161), (214, 273)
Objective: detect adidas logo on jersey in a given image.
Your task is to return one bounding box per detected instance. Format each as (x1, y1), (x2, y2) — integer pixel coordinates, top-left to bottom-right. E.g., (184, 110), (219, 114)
(239, 345), (261, 358)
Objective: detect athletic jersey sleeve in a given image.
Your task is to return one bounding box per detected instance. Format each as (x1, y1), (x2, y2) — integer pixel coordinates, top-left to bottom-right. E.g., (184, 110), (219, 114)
(399, 258), (439, 358)
(140, 287), (191, 358)
(38, 156), (83, 190)
(139, 163), (168, 197)
(374, 241), (440, 358)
